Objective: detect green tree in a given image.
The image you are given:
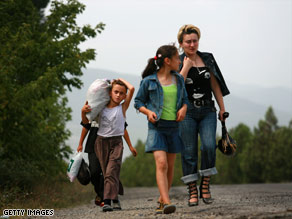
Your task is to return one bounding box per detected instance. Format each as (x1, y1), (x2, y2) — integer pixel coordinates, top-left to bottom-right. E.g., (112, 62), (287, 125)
(0, 0), (104, 189)
(214, 123), (253, 184)
(120, 140), (156, 187)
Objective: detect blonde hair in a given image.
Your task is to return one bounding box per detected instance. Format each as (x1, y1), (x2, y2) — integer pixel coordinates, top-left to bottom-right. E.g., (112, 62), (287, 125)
(177, 24), (201, 44)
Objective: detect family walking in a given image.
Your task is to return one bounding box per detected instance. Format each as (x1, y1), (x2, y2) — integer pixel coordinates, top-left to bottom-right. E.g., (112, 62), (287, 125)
(76, 24), (229, 214)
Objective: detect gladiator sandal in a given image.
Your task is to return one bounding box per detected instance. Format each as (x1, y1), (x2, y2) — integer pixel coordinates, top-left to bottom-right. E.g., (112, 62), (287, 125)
(199, 176), (214, 204)
(187, 181), (199, 206)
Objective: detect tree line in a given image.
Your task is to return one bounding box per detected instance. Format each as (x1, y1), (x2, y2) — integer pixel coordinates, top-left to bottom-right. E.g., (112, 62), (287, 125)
(120, 107), (292, 186)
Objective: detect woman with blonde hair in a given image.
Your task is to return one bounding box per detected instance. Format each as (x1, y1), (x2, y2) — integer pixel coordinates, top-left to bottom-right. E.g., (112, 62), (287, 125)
(177, 24), (230, 206)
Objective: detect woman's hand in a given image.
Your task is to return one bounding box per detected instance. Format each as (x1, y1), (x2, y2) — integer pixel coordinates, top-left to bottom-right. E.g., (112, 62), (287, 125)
(183, 56), (194, 70)
(218, 110), (226, 121)
(180, 57), (194, 80)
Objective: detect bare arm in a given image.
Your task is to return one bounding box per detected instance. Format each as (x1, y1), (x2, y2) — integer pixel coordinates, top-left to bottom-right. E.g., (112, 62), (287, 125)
(176, 103), (187, 122)
(180, 56), (193, 81)
(119, 78), (135, 115)
(139, 106), (157, 124)
(77, 127), (89, 152)
(210, 73), (226, 121)
(123, 129), (137, 157)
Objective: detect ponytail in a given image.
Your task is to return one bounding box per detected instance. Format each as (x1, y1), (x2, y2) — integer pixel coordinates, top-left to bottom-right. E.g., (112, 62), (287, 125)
(142, 56), (163, 79)
(141, 45), (178, 79)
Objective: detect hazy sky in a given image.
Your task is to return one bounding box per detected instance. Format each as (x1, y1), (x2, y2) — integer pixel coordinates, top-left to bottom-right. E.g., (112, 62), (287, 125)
(60, 0), (292, 89)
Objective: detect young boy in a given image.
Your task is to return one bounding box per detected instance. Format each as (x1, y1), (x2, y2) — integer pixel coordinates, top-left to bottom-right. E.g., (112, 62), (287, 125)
(81, 78), (135, 212)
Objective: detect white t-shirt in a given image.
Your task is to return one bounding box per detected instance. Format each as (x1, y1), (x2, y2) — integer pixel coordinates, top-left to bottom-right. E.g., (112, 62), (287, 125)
(97, 104), (125, 137)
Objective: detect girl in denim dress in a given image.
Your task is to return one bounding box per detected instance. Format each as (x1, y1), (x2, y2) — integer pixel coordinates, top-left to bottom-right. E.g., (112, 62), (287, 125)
(134, 45), (188, 214)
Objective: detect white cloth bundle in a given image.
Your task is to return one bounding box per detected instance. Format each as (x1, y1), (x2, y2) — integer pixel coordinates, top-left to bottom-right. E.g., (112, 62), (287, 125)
(86, 79), (110, 122)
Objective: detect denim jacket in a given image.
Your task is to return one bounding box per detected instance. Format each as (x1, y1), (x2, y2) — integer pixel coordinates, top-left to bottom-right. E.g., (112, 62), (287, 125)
(180, 51), (230, 96)
(134, 72), (189, 121)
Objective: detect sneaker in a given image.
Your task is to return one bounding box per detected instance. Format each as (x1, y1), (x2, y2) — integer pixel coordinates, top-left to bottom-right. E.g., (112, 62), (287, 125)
(102, 204), (113, 212)
(112, 200), (122, 210)
(163, 203), (176, 214)
(155, 201), (163, 214)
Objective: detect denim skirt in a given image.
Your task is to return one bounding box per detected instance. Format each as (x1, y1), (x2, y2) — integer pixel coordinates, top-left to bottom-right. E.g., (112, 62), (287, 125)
(145, 119), (183, 153)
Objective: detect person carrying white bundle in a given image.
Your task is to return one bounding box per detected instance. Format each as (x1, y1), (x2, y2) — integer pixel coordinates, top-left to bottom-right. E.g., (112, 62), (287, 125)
(86, 79), (111, 122)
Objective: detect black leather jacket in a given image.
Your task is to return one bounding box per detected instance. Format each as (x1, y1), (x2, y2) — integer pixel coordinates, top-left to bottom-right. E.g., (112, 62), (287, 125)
(180, 51), (230, 96)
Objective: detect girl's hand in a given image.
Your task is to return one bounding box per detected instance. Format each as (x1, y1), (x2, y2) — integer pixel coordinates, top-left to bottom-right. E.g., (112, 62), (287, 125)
(176, 104), (187, 122)
(82, 101), (92, 113)
(130, 147), (137, 157)
(147, 111), (157, 123)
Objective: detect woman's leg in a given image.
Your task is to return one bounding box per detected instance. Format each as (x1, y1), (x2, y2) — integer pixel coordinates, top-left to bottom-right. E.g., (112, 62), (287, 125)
(179, 112), (199, 183)
(199, 111), (217, 201)
(153, 150), (171, 204)
(179, 111), (199, 204)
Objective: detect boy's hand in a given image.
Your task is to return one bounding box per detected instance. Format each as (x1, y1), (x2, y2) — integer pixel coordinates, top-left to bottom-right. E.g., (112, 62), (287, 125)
(130, 146), (137, 157)
(77, 144), (83, 152)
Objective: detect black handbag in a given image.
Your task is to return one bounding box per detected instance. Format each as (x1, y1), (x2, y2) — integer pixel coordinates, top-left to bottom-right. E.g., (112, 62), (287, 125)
(77, 159), (91, 185)
(217, 112), (237, 156)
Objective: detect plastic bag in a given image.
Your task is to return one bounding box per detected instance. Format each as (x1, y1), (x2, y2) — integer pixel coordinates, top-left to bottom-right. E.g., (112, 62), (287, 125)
(67, 152), (83, 182)
(86, 79), (110, 122)
(77, 159), (91, 186)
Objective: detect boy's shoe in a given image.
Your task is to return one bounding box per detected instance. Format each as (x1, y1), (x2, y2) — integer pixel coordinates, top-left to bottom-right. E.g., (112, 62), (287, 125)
(155, 201), (163, 214)
(102, 204), (113, 212)
(113, 200), (122, 210)
(163, 203), (176, 214)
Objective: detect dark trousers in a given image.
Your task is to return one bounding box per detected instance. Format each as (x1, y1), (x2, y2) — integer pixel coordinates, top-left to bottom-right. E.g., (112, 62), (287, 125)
(88, 152), (104, 199)
(95, 136), (124, 200)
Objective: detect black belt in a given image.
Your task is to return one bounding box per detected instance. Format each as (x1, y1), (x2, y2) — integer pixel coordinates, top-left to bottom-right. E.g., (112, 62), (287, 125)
(192, 99), (214, 108)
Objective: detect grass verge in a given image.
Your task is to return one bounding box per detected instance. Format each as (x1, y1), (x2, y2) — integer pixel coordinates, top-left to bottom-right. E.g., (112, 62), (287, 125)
(0, 175), (96, 216)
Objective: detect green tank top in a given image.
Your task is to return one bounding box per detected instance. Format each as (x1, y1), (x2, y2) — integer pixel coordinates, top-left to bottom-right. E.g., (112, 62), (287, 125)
(161, 83), (177, 120)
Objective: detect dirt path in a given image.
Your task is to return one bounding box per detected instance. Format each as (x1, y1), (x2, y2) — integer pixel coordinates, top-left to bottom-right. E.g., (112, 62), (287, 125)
(53, 183), (292, 218)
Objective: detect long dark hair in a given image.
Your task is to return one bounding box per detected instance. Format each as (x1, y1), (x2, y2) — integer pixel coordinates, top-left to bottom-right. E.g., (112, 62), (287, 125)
(141, 45), (178, 79)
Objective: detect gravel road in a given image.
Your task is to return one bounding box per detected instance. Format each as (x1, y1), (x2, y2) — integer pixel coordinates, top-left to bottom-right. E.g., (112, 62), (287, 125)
(52, 183), (292, 219)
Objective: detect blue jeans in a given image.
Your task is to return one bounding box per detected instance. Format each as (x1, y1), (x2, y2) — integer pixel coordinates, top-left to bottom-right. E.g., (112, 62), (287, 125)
(179, 103), (218, 184)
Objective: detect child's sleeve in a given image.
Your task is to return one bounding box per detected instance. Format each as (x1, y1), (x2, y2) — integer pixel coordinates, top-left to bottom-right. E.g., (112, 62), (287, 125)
(80, 121), (91, 130)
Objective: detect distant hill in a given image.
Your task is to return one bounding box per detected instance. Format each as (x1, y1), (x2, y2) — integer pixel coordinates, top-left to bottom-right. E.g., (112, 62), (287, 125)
(66, 68), (292, 158)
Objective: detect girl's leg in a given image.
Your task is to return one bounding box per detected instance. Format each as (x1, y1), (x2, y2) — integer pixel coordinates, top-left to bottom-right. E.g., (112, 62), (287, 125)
(153, 150), (170, 204)
(166, 153), (176, 191)
(158, 153), (176, 203)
